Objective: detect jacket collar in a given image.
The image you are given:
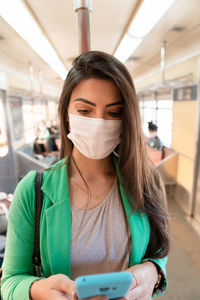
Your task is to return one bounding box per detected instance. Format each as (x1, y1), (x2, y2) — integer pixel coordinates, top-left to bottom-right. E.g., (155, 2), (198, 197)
(41, 158), (69, 204)
(41, 156), (121, 206)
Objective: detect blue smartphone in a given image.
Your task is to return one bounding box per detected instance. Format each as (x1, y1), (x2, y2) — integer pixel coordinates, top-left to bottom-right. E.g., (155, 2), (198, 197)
(75, 271), (133, 299)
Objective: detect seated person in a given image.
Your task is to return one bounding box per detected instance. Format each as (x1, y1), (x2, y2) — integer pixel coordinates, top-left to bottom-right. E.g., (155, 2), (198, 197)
(147, 121), (163, 151)
(47, 120), (59, 152)
(34, 121), (50, 156)
(0, 192), (12, 234)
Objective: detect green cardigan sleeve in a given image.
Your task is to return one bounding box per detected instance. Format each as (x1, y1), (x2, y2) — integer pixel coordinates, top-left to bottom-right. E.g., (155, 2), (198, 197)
(141, 256), (168, 297)
(1, 171), (42, 300)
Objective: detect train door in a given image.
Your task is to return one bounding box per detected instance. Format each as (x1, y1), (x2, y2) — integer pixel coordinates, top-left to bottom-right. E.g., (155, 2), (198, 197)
(0, 90), (17, 193)
(191, 81), (200, 225)
(195, 163), (200, 223)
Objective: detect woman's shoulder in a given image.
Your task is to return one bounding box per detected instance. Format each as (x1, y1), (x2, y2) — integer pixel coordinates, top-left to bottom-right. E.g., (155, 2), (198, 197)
(13, 157), (67, 201)
(8, 170), (37, 222)
(15, 170), (37, 195)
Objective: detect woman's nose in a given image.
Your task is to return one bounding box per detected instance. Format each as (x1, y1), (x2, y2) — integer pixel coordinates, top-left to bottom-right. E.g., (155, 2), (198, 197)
(95, 112), (105, 119)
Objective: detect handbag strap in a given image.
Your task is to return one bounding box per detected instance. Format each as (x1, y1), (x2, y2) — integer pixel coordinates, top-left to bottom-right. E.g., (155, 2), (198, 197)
(32, 172), (44, 277)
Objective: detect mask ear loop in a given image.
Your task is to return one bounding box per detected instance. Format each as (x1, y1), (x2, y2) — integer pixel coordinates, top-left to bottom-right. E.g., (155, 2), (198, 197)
(113, 150), (119, 157)
(113, 144), (120, 157)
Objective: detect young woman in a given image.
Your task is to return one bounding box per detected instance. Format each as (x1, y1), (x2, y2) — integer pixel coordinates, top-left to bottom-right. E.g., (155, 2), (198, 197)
(1, 51), (169, 300)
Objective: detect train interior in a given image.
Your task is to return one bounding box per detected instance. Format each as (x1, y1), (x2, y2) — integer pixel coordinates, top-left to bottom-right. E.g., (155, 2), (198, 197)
(0, 0), (200, 298)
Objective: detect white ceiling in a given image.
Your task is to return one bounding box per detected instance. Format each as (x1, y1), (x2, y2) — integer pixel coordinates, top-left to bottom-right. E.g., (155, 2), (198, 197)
(126, 0), (200, 80)
(24, 0), (137, 68)
(0, 0), (200, 94)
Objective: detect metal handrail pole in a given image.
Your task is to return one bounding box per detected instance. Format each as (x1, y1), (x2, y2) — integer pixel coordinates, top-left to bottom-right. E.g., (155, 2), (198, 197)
(161, 41), (166, 86)
(74, 0), (92, 54)
(191, 56), (200, 217)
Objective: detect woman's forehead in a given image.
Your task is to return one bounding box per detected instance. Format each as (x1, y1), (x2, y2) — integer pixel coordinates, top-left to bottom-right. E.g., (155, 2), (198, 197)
(70, 78), (122, 105)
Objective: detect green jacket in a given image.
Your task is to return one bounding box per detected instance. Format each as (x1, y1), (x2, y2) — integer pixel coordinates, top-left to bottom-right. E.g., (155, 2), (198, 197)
(1, 159), (167, 299)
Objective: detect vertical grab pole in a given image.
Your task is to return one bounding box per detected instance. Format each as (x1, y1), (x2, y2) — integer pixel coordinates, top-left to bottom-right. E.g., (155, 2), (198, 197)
(29, 62), (34, 93)
(74, 0), (92, 54)
(161, 41), (166, 85)
(191, 56), (200, 217)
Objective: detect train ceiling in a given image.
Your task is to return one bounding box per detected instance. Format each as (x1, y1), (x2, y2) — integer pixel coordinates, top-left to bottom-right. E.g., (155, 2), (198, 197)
(0, 0), (200, 92)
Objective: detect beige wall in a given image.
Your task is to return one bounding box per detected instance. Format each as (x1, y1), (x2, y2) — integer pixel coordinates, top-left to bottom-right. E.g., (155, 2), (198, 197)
(177, 156), (194, 193)
(172, 100), (197, 193)
(135, 56), (199, 91)
(172, 101), (197, 159)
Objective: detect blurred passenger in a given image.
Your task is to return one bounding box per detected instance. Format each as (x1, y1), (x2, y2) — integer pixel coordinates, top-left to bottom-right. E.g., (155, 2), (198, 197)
(146, 121), (163, 151)
(1, 51), (169, 300)
(33, 121), (50, 155)
(0, 192), (12, 269)
(0, 127), (8, 158)
(0, 192), (12, 234)
(0, 193), (8, 235)
(47, 120), (59, 152)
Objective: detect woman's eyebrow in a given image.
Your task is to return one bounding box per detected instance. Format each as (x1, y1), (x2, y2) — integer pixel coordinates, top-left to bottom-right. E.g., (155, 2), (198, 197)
(73, 98), (123, 107)
(74, 98), (96, 106)
(106, 101), (123, 107)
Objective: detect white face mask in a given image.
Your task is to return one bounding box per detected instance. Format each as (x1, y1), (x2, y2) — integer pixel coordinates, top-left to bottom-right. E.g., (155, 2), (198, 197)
(149, 132), (157, 138)
(67, 114), (122, 159)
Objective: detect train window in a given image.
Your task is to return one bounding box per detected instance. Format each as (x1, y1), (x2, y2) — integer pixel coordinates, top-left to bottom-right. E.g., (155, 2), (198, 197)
(142, 100), (157, 136)
(48, 101), (58, 121)
(22, 99), (57, 145)
(33, 100), (47, 127)
(8, 96), (24, 141)
(157, 100), (173, 148)
(0, 99), (8, 157)
(22, 99), (35, 143)
(140, 99), (173, 148)
(157, 100), (173, 109)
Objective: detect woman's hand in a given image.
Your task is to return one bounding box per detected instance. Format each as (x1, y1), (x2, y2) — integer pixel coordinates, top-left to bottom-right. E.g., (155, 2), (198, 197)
(125, 261), (158, 300)
(30, 274), (109, 300)
(30, 274), (76, 300)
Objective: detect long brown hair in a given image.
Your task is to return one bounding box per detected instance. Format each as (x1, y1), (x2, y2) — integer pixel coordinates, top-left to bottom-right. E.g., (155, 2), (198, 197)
(58, 51), (169, 259)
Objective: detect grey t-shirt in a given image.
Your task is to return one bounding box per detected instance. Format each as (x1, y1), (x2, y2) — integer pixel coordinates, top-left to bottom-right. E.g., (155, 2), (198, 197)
(70, 178), (131, 280)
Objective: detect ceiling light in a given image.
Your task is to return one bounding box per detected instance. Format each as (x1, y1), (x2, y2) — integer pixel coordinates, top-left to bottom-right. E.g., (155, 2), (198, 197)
(114, 34), (142, 63)
(0, 0), (68, 80)
(114, 0), (175, 63)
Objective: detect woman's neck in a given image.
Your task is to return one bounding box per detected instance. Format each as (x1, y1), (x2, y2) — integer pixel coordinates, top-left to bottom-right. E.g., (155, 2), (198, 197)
(69, 147), (115, 181)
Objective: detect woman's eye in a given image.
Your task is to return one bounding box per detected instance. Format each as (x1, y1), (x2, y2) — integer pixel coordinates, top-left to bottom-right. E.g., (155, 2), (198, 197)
(108, 111), (122, 117)
(77, 109), (91, 114)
